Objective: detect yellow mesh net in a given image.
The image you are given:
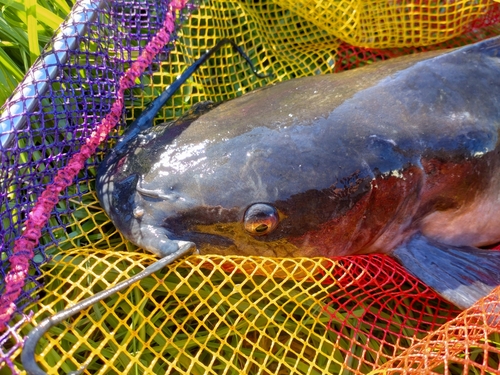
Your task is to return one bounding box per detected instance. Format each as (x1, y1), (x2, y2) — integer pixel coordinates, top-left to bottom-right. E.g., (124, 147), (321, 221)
(279, 0), (495, 48)
(5, 0), (500, 374)
(23, 250), (463, 374)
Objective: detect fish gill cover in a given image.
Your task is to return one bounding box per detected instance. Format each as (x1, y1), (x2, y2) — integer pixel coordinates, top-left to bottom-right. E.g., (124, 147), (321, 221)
(1, 0), (500, 374)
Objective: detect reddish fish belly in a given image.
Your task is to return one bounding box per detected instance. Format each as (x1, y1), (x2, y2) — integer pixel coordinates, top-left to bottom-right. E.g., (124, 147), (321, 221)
(420, 173), (500, 248)
(288, 152), (500, 257)
(417, 153), (500, 248)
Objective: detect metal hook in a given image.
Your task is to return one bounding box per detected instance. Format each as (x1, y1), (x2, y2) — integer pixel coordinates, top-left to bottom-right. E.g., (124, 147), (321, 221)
(21, 242), (195, 375)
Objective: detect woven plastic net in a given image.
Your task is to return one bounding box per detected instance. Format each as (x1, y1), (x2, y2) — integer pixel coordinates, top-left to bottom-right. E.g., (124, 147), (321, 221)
(1, 0), (500, 374)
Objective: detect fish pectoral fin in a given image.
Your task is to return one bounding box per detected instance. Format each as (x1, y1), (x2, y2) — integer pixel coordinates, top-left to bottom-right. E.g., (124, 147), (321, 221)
(392, 233), (500, 310)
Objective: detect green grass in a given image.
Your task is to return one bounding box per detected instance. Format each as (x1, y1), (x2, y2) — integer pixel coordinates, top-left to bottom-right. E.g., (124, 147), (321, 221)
(0, 0), (72, 105)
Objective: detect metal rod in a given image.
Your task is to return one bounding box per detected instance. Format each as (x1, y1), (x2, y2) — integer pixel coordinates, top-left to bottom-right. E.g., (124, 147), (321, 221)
(0, 0), (109, 149)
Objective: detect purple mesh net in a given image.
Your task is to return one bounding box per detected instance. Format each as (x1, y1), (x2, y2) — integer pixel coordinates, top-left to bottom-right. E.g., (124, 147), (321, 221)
(0, 0), (196, 353)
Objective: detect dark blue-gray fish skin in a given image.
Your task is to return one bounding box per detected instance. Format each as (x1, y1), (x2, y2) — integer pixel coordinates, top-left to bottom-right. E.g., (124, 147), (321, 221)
(97, 37), (500, 309)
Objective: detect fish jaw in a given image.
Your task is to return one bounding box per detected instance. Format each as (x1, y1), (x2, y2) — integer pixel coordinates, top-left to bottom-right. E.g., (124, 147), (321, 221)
(96, 170), (196, 257)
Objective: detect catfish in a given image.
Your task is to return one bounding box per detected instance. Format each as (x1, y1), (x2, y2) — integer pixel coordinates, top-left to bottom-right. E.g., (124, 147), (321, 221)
(97, 37), (500, 309)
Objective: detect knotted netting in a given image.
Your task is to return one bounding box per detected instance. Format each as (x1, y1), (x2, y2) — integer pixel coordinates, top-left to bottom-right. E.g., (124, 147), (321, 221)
(1, 0), (500, 373)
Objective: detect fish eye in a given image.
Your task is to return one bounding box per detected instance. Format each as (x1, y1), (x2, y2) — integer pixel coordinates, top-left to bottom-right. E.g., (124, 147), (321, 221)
(243, 203), (279, 236)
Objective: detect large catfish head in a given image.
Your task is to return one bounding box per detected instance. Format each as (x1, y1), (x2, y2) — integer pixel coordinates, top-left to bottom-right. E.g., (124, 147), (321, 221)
(97, 72), (421, 258)
(98, 37), (500, 258)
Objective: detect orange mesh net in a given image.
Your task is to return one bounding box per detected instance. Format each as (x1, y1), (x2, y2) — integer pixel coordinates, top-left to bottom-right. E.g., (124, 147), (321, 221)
(2, 0), (500, 374)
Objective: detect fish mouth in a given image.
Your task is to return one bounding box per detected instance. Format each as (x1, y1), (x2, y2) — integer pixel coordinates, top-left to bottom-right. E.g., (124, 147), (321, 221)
(190, 223), (308, 257)
(172, 231), (236, 248)
(163, 218), (303, 257)
(161, 205), (241, 252)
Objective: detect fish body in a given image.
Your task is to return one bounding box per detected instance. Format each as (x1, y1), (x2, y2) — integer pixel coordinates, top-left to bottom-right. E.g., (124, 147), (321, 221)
(97, 37), (500, 309)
